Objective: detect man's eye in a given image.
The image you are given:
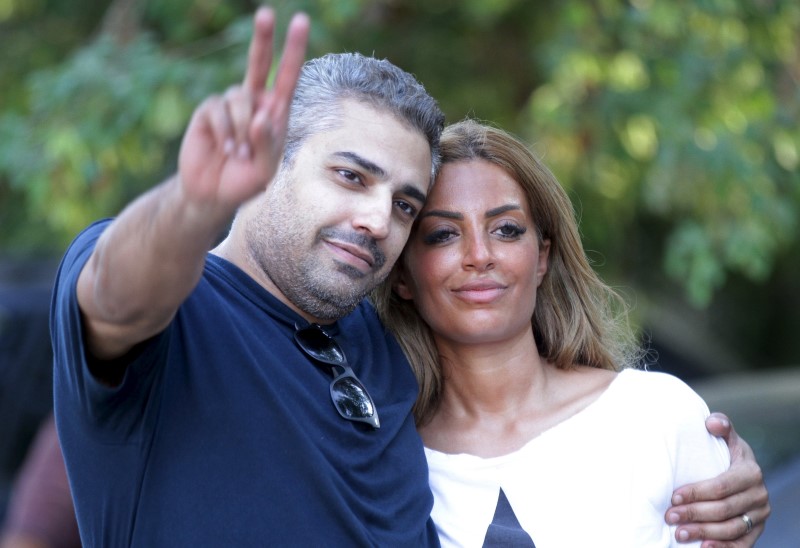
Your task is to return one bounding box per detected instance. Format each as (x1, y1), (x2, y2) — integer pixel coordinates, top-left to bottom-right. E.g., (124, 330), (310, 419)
(337, 169), (362, 185)
(395, 200), (418, 218)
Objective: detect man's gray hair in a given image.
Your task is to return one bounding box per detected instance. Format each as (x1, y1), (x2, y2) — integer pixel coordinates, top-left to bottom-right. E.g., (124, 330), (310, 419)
(283, 52), (445, 179)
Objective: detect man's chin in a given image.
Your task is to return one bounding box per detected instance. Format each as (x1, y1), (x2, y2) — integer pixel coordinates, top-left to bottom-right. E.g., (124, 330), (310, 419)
(301, 294), (363, 322)
(301, 281), (372, 320)
(333, 260), (372, 280)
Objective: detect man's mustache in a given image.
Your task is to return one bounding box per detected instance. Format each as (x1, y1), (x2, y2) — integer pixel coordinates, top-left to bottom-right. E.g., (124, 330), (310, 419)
(318, 227), (386, 270)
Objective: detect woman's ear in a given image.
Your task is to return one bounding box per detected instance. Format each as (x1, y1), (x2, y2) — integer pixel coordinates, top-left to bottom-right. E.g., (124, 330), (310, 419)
(392, 264), (414, 301)
(537, 239), (551, 287)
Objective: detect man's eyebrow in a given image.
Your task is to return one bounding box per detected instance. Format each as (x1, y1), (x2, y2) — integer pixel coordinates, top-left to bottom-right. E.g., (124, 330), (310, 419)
(401, 184), (427, 205)
(332, 151), (386, 178)
(333, 151), (427, 205)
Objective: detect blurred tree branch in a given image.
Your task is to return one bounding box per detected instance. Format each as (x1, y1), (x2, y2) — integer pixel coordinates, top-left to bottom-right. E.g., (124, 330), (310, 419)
(98, 0), (141, 44)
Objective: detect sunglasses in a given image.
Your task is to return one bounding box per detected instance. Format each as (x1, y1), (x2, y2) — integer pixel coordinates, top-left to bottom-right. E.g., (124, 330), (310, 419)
(294, 323), (381, 429)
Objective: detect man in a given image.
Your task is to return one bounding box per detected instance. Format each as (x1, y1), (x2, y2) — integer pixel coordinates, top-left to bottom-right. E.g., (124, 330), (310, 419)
(50, 7), (767, 546)
(52, 8), (440, 546)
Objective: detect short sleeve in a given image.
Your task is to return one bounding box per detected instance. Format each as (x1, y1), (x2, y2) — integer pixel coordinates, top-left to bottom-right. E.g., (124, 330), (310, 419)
(50, 220), (168, 442)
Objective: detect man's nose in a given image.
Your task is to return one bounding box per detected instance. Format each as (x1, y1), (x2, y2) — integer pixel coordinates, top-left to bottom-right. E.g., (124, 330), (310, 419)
(352, 191), (392, 240)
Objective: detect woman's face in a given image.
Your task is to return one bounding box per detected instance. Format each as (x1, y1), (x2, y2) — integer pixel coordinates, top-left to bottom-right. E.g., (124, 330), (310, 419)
(395, 159), (550, 347)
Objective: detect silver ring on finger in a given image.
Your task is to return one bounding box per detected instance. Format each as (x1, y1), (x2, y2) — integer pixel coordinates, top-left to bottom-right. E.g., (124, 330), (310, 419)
(741, 514), (754, 534)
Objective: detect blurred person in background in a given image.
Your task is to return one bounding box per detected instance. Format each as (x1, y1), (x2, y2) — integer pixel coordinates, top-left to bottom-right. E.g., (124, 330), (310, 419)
(0, 416), (80, 548)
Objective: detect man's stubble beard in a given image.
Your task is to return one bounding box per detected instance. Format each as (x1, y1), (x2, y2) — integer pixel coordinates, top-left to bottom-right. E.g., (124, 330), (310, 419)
(245, 183), (388, 322)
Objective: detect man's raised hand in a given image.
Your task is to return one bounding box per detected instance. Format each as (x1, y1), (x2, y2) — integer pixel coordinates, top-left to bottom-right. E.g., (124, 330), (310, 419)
(178, 7), (310, 212)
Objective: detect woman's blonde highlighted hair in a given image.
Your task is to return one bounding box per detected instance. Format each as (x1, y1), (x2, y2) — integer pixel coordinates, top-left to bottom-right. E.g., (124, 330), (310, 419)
(372, 120), (642, 425)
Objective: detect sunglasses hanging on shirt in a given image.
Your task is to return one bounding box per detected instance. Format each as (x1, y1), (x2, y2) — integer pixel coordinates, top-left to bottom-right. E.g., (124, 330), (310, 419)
(294, 323), (380, 429)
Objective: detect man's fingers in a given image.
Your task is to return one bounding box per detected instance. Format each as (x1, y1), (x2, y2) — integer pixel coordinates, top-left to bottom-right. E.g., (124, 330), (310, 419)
(271, 12), (310, 104)
(224, 87), (255, 158)
(672, 456), (763, 506)
(243, 7), (276, 94)
(674, 512), (766, 545)
(699, 530), (762, 548)
(206, 97), (234, 155)
(248, 12), (309, 152)
(188, 96), (231, 153)
(668, 489), (763, 523)
(705, 412), (733, 439)
(668, 491), (770, 545)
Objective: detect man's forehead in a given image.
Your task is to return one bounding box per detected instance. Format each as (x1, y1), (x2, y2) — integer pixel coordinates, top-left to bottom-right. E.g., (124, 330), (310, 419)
(331, 98), (427, 142)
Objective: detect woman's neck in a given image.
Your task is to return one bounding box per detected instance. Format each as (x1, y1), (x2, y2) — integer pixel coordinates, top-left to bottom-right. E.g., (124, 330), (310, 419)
(435, 330), (549, 417)
(420, 329), (553, 455)
(420, 329), (616, 458)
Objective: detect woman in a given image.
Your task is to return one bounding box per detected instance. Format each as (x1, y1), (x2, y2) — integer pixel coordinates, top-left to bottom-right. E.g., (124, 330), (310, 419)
(373, 120), (762, 546)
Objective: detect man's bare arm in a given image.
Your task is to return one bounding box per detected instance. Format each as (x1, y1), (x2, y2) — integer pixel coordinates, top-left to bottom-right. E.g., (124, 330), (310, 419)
(76, 7), (310, 362)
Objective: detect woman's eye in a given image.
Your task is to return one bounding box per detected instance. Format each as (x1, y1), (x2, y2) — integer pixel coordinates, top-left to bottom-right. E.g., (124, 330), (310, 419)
(422, 228), (457, 245)
(495, 222), (526, 239)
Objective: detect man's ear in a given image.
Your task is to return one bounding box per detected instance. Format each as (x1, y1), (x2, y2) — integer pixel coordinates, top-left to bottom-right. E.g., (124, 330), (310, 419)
(392, 264), (414, 301)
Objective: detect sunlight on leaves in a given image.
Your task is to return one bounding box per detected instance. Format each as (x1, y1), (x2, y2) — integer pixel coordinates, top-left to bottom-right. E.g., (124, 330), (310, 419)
(608, 51), (649, 92)
(619, 115), (658, 161)
(773, 131), (799, 172)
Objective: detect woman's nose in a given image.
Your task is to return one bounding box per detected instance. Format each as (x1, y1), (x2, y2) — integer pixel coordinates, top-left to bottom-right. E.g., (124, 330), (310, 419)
(462, 233), (494, 271)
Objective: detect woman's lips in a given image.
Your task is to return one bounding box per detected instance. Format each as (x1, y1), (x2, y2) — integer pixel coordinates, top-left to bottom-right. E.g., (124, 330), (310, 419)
(453, 280), (507, 304)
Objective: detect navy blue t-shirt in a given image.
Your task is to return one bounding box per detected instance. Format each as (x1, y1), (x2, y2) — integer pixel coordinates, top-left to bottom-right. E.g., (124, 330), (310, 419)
(51, 220), (439, 547)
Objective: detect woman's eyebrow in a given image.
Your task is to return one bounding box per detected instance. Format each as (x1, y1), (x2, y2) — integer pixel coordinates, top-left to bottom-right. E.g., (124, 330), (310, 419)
(419, 204), (521, 221)
(486, 204), (522, 218)
(419, 209), (463, 221)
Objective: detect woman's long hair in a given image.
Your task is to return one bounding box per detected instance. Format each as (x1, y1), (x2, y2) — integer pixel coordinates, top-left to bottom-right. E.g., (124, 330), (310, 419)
(371, 120), (642, 426)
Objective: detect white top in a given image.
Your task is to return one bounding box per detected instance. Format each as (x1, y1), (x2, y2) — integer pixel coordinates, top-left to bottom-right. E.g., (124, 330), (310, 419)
(425, 369), (730, 548)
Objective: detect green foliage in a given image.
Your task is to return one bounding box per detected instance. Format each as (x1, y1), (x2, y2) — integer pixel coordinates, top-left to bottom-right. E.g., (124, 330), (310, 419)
(525, 0), (800, 306)
(0, 6), (248, 250)
(0, 0), (798, 316)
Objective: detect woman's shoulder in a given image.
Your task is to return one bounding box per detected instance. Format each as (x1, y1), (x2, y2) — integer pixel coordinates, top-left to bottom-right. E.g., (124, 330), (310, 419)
(611, 368), (712, 422)
(563, 366), (618, 406)
(565, 367), (701, 409)
(616, 367), (696, 395)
